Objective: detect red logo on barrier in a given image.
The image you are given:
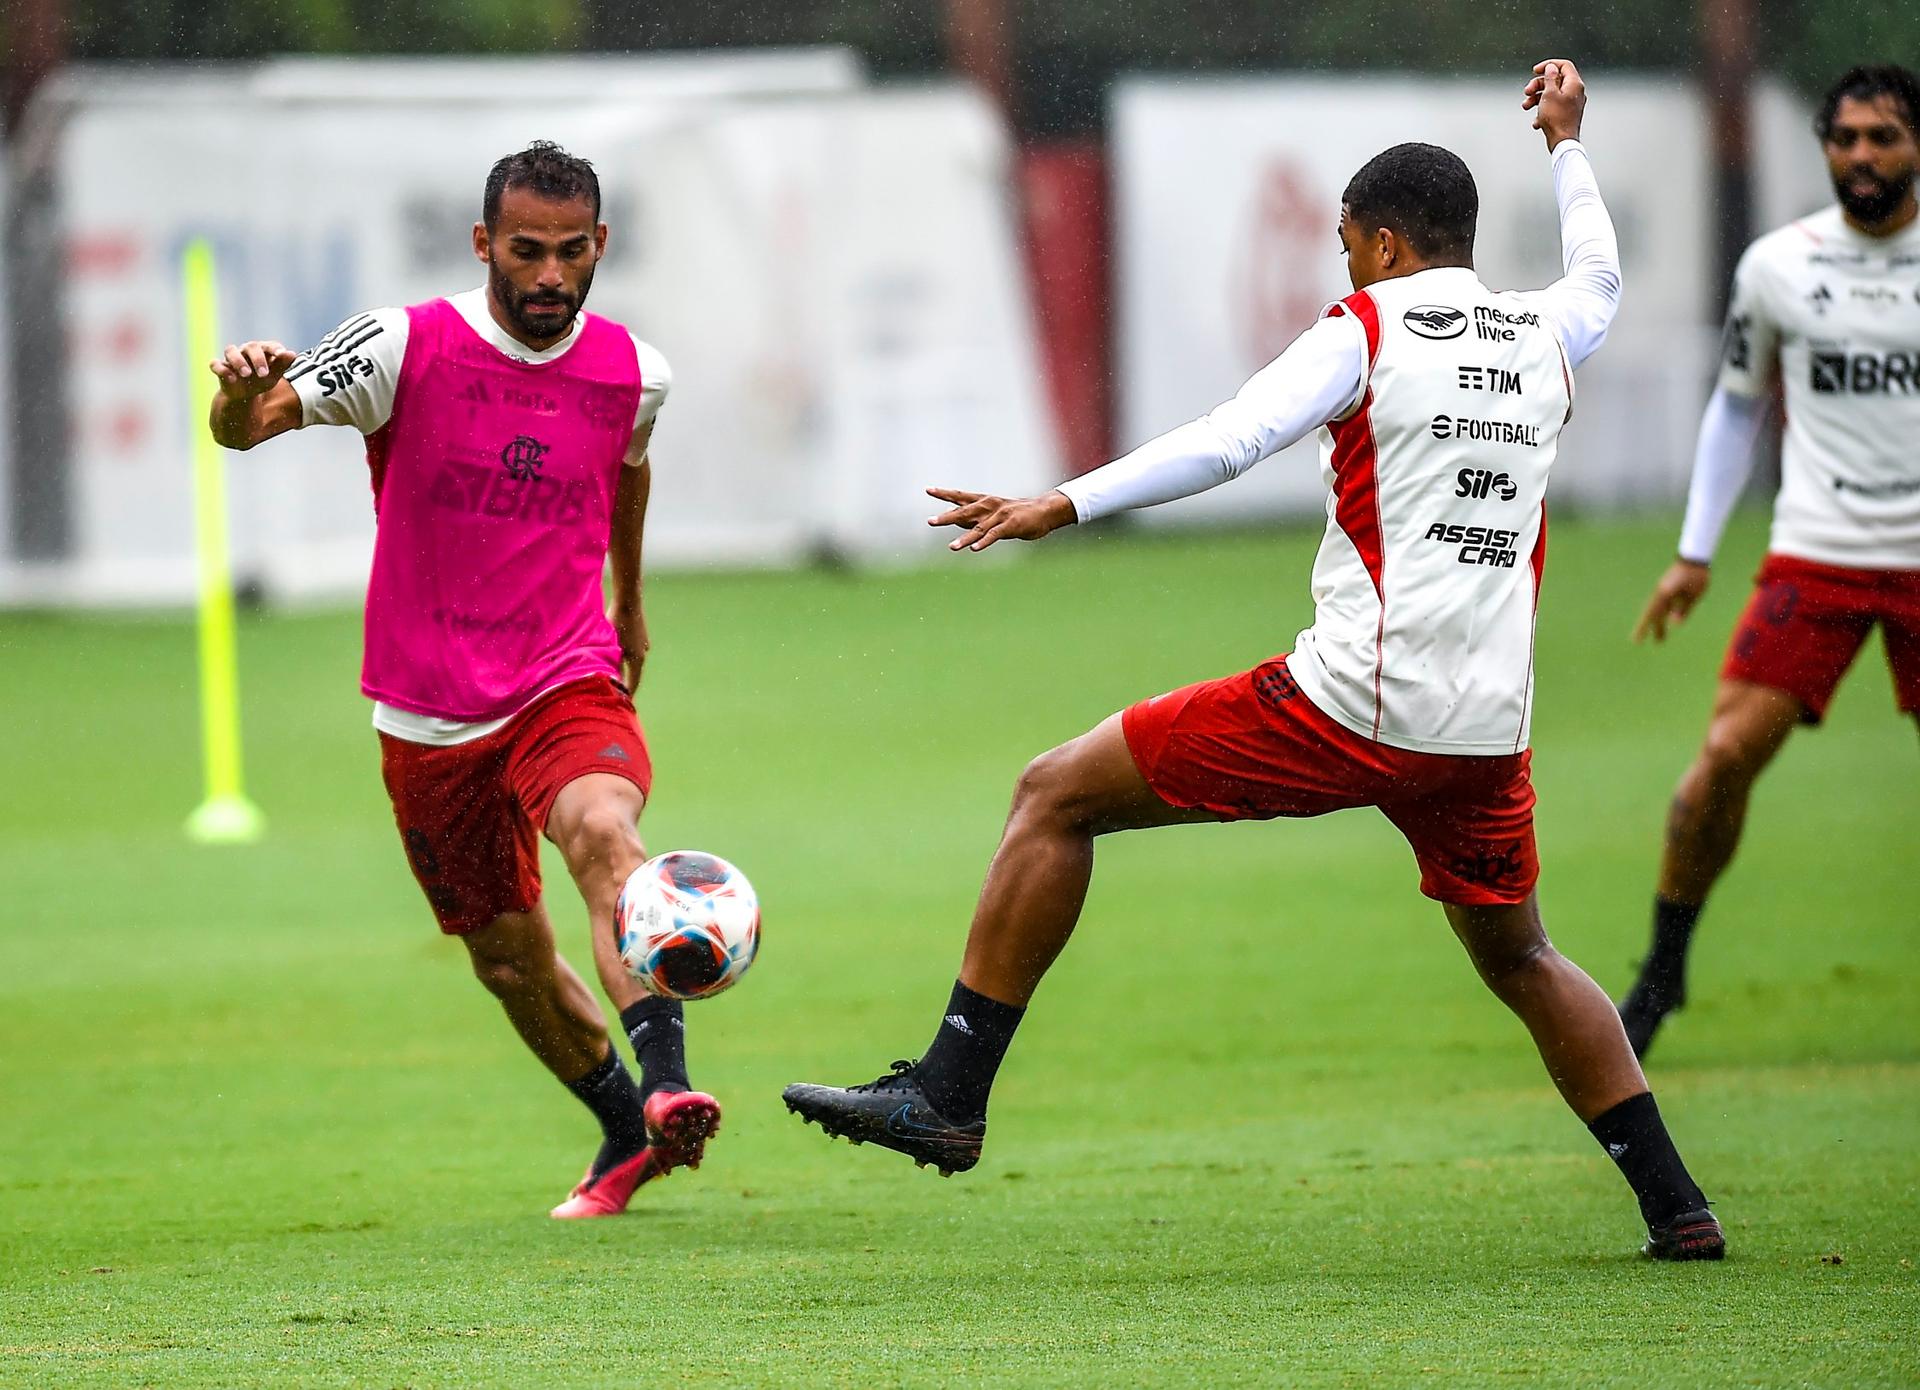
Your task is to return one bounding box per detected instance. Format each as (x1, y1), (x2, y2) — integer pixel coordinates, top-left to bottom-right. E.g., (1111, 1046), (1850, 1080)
(1235, 159), (1331, 371)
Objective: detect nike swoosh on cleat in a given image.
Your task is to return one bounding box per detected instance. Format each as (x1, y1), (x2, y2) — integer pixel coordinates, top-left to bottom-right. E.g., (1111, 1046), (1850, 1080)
(884, 1104), (974, 1146)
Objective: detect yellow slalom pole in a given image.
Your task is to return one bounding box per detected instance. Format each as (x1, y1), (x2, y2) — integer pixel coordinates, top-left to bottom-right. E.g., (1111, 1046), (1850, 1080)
(181, 238), (265, 844)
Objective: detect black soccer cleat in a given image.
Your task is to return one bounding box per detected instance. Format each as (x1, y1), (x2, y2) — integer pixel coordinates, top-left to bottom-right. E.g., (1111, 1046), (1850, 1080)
(1643, 1208), (1726, 1262)
(782, 1060), (985, 1175)
(1617, 976), (1684, 1060)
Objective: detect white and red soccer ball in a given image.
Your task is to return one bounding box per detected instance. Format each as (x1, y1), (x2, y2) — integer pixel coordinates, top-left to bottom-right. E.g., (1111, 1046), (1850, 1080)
(616, 850), (760, 1001)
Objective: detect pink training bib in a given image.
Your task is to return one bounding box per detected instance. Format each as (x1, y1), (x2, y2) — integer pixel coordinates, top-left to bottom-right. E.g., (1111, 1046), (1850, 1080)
(358, 298), (642, 721)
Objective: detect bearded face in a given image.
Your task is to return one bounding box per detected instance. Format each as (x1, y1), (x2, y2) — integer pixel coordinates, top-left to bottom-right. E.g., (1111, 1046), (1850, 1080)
(487, 250), (595, 343)
(473, 185), (605, 348)
(1823, 93), (1920, 228)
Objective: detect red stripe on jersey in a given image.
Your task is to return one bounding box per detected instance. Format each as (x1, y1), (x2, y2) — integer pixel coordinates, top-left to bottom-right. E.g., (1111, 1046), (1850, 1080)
(1327, 403), (1385, 598)
(1531, 503), (1549, 603)
(1325, 290), (1384, 367)
(1555, 338), (1574, 424)
(1323, 290), (1386, 598)
(1324, 291), (1387, 736)
(1516, 502), (1549, 752)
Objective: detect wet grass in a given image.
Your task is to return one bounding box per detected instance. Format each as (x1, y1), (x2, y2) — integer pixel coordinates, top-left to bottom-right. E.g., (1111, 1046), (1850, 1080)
(2, 513), (1915, 1387)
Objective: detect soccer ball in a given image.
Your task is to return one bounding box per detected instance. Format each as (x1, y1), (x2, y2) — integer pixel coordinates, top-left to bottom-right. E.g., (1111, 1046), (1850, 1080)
(615, 850), (760, 1001)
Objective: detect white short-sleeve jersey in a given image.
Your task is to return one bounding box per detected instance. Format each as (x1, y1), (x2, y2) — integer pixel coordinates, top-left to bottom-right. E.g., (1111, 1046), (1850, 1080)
(288, 289), (671, 455)
(1285, 269), (1574, 756)
(1719, 207), (1920, 569)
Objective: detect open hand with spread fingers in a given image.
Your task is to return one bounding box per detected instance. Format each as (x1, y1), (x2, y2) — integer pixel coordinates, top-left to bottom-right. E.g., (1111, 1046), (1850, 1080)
(926, 487), (1078, 552)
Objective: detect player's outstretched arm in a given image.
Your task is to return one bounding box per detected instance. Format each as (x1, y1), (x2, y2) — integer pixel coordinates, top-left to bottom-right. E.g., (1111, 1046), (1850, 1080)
(944, 312), (1368, 553)
(208, 340), (301, 450)
(927, 487), (1077, 552)
(1519, 60), (1622, 372)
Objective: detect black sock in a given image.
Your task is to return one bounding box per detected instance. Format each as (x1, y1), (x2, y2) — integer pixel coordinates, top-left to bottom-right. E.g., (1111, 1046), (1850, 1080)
(565, 1047), (651, 1179)
(1637, 897), (1703, 1004)
(914, 980), (1025, 1126)
(620, 997), (689, 1102)
(1587, 1091), (1709, 1227)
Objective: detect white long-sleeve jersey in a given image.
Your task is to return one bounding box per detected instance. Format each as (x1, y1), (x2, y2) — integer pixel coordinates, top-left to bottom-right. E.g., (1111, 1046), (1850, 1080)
(1058, 139), (1620, 755)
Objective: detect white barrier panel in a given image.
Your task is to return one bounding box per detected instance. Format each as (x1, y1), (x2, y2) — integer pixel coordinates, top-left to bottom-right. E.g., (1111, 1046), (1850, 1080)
(8, 58), (1055, 604)
(1112, 75), (1825, 524)
(0, 151), (10, 555)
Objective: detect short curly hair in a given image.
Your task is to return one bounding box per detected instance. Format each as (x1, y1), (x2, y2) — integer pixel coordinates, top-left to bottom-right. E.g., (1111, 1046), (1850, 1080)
(1815, 64), (1920, 142)
(1343, 142), (1478, 261)
(483, 141), (601, 229)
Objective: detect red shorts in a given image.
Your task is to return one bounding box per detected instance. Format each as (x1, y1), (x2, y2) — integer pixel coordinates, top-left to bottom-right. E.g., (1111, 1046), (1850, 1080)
(378, 676), (653, 934)
(1121, 657), (1539, 905)
(1722, 554), (1920, 722)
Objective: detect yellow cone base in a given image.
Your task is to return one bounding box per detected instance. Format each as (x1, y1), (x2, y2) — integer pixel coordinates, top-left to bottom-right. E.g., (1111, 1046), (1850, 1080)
(185, 795), (267, 845)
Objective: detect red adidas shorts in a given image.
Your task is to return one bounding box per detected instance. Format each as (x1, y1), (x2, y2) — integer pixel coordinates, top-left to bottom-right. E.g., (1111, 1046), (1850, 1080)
(378, 676), (653, 935)
(1121, 657), (1539, 906)
(1723, 554), (1920, 722)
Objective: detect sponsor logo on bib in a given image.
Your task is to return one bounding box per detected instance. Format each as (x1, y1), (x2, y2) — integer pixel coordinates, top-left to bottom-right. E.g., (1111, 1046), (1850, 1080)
(1404, 305), (1467, 339)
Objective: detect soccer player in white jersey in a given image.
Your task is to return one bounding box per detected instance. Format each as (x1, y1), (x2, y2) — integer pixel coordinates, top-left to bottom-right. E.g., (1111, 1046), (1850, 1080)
(786, 63), (1723, 1260)
(206, 143), (721, 1219)
(1618, 65), (1920, 1058)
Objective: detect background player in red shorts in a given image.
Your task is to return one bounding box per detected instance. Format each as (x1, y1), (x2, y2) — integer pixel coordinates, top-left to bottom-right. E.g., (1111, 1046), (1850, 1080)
(1621, 66), (1920, 1058)
(786, 62), (1723, 1260)
(205, 143), (720, 1218)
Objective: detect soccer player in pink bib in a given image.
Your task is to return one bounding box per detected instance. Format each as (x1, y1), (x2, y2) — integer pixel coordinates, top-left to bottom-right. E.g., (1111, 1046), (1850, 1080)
(785, 63), (1724, 1260)
(208, 142), (718, 1219)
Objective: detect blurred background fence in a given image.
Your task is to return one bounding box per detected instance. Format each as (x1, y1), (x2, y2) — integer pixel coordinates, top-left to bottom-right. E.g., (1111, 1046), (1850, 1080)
(1, 0), (1913, 604)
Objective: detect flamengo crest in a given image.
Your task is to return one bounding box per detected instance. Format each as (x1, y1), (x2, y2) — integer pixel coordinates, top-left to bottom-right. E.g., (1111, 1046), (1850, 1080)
(500, 435), (550, 481)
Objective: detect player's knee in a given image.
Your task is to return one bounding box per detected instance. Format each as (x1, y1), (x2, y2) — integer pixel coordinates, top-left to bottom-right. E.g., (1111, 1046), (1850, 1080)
(470, 949), (536, 998)
(465, 930), (550, 998)
(556, 802), (640, 870)
(1478, 939), (1556, 995)
(1009, 745), (1089, 831)
(1697, 723), (1770, 788)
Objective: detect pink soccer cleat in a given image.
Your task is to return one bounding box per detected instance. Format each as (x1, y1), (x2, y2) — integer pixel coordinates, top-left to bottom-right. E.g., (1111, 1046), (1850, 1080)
(549, 1146), (665, 1220)
(644, 1089), (722, 1173)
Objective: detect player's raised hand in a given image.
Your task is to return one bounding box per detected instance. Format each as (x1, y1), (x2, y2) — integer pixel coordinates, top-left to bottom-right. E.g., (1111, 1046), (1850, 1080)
(1522, 59), (1587, 149)
(1633, 559), (1711, 644)
(210, 340), (297, 400)
(926, 486), (1077, 552)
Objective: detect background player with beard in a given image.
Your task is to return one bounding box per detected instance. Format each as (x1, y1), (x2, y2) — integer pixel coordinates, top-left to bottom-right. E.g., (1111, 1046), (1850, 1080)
(206, 142), (720, 1219)
(1620, 66), (1920, 1058)
(785, 61), (1725, 1261)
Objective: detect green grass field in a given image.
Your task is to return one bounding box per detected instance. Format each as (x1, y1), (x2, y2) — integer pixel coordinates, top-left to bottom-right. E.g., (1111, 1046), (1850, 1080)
(2, 513), (1916, 1388)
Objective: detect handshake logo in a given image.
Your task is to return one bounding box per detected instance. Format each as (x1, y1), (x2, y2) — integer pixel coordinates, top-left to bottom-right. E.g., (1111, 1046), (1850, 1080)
(1404, 305), (1468, 339)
